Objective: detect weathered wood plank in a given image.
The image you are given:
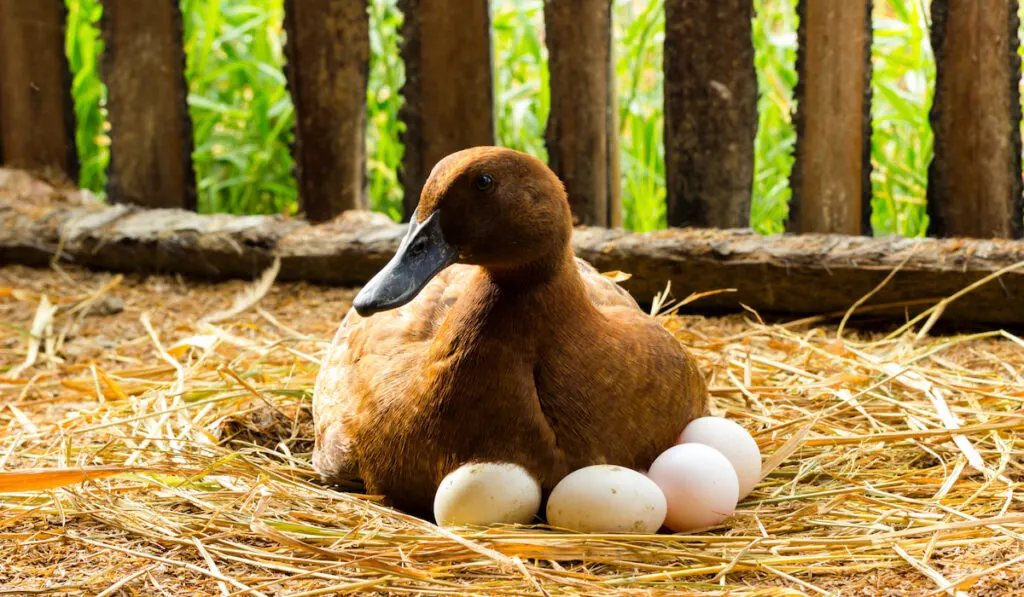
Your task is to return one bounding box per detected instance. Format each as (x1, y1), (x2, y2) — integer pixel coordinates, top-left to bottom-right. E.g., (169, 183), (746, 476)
(928, 0), (1022, 239)
(664, 0), (757, 229)
(284, 0), (369, 222)
(398, 0), (493, 220)
(544, 0), (620, 227)
(0, 0), (78, 179)
(101, 0), (195, 209)
(790, 0), (872, 235)
(6, 168), (1024, 325)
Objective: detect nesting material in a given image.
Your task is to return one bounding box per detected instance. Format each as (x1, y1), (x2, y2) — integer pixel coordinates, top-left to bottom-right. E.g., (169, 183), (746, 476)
(2, 263), (1024, 596)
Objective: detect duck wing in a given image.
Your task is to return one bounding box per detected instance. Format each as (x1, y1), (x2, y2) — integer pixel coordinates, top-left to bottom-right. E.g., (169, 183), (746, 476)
(574, 257), (641, 310)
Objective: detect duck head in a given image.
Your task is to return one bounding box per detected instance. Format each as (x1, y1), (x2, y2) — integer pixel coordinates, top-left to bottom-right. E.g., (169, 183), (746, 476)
(353, 146), (571, 317)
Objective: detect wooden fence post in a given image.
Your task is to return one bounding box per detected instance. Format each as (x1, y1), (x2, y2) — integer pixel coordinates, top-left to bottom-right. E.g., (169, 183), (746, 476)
(664, 0), (757, 229)
(102, 0), (196, 209)
(0, 0), (78, 180)
(284, 0), (369, 222)
(789, 0), (873, 235)
(398, 0), (494, 220)
(545, 0), (620, 227)
(927, 0), (1022, 239)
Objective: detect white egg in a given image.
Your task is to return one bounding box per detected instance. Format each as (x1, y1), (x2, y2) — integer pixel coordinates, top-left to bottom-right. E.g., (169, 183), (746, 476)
(433, 462), (541, 528)
(647, 443), (739, 532)
(678, 416), (762, 498)
(546, 465), (666, 534)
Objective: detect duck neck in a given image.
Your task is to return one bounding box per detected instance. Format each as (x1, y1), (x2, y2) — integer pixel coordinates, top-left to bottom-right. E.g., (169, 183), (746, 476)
(483, 245), (577, 293)
(475, 246), (598, 338)
(438, 246), (593, 349)
(423, 246), (593, 406)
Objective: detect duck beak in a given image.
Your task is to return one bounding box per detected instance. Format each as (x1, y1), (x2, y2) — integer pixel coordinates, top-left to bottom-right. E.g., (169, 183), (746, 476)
(353, 211), (458, 317)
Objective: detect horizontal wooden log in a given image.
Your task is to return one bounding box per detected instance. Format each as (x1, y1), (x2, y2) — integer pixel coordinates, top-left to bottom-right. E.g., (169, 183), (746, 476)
(4, 168), (1024, 325)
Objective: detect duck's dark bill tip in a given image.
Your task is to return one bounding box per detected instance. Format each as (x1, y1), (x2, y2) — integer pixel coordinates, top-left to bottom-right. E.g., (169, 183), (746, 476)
(353, 212), (457, 317)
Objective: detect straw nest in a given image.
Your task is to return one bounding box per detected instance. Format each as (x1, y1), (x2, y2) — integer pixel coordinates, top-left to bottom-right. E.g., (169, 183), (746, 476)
(2, 261), (1023, 597)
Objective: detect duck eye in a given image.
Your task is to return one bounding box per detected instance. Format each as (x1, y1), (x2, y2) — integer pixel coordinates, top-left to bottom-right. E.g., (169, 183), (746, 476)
(475, 174), (493, 191)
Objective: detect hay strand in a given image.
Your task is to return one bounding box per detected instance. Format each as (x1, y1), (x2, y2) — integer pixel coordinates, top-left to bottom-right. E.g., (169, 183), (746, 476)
(2, 263), (1024, 595)
(0, 465), (149, 492)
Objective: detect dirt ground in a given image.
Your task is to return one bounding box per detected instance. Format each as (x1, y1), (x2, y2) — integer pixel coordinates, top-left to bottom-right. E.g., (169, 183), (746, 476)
(0, 264), (355, 371)
(2, 263), (1024, 596)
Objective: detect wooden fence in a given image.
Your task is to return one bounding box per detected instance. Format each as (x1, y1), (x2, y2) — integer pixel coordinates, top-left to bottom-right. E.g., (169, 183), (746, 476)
(0, 0), (1021, 239)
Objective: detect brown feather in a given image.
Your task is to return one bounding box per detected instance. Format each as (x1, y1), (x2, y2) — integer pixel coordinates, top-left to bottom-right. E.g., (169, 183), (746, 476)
(312, 147), (708, 517)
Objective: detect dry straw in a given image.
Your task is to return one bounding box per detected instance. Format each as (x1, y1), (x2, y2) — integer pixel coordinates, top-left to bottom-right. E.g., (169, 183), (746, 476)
(1, 254), (1023, 596)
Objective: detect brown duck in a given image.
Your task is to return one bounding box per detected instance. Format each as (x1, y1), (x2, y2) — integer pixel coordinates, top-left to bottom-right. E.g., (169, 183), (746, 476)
(313, 146), (708, 517)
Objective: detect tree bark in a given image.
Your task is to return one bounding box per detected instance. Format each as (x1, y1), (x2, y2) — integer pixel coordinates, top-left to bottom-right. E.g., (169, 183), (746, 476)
(927, 0), (1022, 239)
(664, 0), (757, 228)
(545, 0), (620, 226)
(398, 0), (493, 220)
(0, 0), (78, 181)
(102, 0), (196, 209)
(284, 0), (369, 221)
(789, 0), (873, 235)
